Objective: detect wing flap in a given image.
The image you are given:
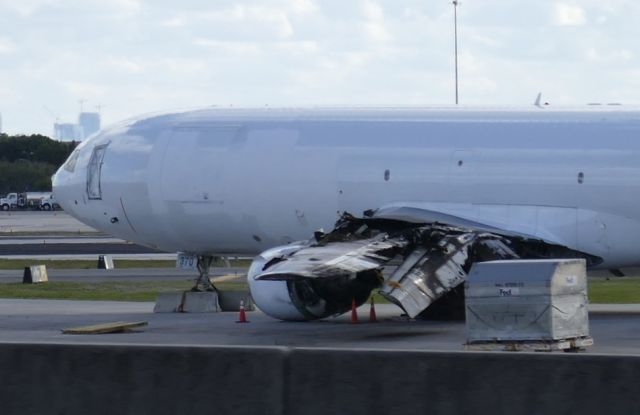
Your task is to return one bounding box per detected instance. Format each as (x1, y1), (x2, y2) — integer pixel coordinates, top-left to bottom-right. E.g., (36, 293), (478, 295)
(380, 234), (476, 317)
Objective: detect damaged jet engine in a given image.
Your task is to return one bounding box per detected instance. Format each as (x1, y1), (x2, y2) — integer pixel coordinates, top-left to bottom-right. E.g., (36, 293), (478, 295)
(248, 212), (600, 321)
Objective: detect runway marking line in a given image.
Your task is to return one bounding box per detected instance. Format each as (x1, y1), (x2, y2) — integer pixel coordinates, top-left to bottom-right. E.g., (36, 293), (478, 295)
(62, 321), (148, 335)
(211, 274), (244, 283)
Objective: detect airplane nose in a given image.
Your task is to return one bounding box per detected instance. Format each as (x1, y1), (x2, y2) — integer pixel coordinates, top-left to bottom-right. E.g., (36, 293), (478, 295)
(52, 167), (71, 213)
(52, 150), (82, 214)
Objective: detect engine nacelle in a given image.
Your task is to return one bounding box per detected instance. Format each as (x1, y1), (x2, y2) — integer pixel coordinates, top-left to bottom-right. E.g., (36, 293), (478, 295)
(247, 243), (380, 321)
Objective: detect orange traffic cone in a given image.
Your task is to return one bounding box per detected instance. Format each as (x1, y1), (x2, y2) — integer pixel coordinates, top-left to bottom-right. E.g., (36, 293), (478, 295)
(236, 299), (249, 323)
(350, 298), (358, 323)
(369, 297), (377, 323)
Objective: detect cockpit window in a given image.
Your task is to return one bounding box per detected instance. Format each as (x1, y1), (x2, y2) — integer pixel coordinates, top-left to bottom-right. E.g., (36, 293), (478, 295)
(86, 143), (108, 200)
(63, 150), (80, 173)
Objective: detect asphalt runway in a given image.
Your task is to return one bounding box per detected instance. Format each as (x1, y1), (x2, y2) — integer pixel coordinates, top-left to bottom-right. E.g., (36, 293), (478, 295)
(0, 299), (638, 355)
(0, 241), (165, 256)
(0, 236), (120, 244)
(0, 211), (97, 234)
(0, 211), (166, 255)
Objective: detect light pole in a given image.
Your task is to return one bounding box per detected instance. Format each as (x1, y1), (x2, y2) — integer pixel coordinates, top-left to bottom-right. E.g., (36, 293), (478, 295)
(453, 1), (459, 105)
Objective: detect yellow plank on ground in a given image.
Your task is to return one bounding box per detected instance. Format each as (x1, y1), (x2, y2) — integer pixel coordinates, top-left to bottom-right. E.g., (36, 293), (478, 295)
(62, 321), (148, 335)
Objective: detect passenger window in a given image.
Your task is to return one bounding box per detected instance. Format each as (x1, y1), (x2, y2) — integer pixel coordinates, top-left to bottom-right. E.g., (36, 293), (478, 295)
(86, 143), (108, 200)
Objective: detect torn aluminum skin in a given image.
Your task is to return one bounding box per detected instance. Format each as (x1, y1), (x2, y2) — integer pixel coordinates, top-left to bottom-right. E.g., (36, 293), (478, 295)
(253, 212), (599, 320)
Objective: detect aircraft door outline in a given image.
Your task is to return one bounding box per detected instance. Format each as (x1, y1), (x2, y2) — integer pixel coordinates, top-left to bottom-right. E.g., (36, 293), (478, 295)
(87, 143), (109, 200)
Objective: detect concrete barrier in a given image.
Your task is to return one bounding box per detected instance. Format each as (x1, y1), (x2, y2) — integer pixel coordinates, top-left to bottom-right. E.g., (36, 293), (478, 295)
(153, 292), (184, 312)
(287, 348), (640, 415)
(182, 291), (219, 312)
(0, 343), (286, 415)
(22, 265), (48, 283)
(97, 254), (114, 269)
(1, 343), (639, 415)
(154, 291), (219, 313)
(218, 290), (254, 311)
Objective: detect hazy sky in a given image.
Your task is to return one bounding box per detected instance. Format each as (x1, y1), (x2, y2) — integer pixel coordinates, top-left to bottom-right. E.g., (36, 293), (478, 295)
(0, 0), (638, 135)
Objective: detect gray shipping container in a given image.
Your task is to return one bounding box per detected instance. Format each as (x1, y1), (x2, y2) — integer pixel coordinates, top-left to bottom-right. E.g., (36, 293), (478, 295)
(465, 259), (589, 342)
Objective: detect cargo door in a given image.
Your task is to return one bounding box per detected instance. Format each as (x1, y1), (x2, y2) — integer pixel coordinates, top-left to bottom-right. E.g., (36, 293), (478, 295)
(161, 126), (239, 203)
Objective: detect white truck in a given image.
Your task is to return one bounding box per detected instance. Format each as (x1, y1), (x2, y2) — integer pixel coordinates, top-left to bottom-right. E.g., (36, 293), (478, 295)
(0, 192), (52, 211)
(39, 195), (60, 211)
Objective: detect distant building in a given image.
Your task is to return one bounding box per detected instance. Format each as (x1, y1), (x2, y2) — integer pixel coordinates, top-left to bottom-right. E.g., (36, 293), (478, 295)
(78, 112), (100, 139)
(50, 109), (102, 141)
(54, 123), (83, 141)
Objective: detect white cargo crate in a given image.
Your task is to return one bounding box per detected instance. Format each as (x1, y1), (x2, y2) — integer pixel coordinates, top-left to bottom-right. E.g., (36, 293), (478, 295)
(465, 259), (590, 345)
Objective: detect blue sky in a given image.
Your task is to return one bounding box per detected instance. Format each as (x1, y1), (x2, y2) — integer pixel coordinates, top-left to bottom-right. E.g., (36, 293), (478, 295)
(0, 0), (638, 135)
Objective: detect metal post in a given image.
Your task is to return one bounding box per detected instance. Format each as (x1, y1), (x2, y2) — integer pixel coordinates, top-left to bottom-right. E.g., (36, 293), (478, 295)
(453, 1), (459, 105)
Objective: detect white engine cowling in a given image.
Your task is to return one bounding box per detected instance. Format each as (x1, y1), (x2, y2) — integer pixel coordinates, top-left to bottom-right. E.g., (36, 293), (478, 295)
(247, 243), (309, 321)
(247, 243), (378, 321)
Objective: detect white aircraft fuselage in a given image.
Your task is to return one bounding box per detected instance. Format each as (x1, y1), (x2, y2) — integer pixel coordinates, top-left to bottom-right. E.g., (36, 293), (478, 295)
(52, 107), (640, 320)
(53, 107), (640, 270)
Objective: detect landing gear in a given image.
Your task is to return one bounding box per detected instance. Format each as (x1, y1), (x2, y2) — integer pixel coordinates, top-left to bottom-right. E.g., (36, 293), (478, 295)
(192, 255), (218, 292)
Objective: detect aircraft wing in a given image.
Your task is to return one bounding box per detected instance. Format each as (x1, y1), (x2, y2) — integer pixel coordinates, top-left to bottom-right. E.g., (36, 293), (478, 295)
(255, 208), (600, 318)
(370, 202), (579, 248)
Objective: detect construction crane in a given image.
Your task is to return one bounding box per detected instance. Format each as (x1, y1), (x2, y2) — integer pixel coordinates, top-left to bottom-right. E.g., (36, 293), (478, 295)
(42, 105), (61, 138)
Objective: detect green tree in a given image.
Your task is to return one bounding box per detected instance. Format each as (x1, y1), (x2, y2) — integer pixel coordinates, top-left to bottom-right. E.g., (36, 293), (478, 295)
(0, 134), (77, 194)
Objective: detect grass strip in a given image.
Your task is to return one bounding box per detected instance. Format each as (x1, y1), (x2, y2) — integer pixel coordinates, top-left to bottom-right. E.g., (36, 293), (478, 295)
(587, 277), (640, 303)
(0, 280), (248, 302)
(0, 277), (636, 304)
